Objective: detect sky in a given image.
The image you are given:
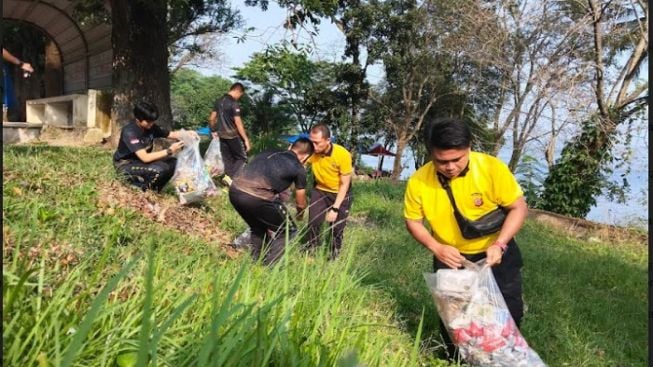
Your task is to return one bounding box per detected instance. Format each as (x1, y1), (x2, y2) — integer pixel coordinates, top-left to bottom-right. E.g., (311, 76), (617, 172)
(196, 1), (387, 82)
(197, 1), (648, 227)
(197, 1), (345, 77)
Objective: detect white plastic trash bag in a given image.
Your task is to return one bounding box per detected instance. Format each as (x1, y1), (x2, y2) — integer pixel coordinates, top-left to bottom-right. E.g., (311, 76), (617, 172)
(170, 130), (218, 204)
(423, 259), (546, 367)
(204, 137), (224, 177)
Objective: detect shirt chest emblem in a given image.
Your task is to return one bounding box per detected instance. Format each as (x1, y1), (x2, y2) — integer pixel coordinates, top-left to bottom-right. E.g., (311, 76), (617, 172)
(472, 193), (483, 207)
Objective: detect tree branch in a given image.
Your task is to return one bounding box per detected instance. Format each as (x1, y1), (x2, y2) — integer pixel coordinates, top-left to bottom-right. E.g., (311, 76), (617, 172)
(615, 32), (648, 106)
(588, 0), (609, 117)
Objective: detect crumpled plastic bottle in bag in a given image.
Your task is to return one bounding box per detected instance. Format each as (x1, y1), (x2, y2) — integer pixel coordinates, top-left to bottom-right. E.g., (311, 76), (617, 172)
(423, 259), (547, 367)
(170, 130), (218, 204)
(204, 137), (225, 177)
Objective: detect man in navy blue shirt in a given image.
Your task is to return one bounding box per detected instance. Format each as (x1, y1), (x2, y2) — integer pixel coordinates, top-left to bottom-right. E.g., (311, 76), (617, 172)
(229, 138), (314, 265)
(208, 82), (251, 182)
(113, 101), (197, 192)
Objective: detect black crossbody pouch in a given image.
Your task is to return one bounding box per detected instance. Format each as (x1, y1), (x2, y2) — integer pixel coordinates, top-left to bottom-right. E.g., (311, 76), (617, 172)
(437, 173), (506, 239)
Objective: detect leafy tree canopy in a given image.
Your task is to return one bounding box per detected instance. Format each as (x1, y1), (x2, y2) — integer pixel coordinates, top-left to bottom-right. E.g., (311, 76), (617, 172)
(235, 44), (349, 134)
(170, 68), (232, 130)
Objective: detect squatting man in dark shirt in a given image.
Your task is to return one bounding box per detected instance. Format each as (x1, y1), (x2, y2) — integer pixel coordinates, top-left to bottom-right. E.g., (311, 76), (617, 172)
(228, 138), (314, 265)
(113, 101), (198, 192)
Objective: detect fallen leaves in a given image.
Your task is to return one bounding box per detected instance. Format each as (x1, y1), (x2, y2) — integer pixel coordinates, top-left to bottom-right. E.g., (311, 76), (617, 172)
(4, 235), (84, 272)
(97, 181), (239, 258)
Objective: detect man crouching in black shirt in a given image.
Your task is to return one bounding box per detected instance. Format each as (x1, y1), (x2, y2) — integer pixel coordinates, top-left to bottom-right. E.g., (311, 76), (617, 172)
(229, 138), (314, 265)
(113, 101), (198, 192)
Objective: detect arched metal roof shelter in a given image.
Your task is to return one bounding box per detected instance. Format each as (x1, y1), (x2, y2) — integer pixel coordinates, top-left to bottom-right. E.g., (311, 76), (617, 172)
(3, 0), (112, 94)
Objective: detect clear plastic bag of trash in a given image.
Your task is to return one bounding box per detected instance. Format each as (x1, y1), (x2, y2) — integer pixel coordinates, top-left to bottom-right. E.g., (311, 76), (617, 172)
(204, 137), (225, 177)
(423, 259), (546, 367)
(170, 130), (218, 204)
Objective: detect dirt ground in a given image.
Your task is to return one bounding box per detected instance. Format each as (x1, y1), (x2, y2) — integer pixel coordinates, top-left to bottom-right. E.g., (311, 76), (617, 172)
(97, 180), (647, 250)
(96, 181), (240, 258)
(35, 125), (106, 147)
(527, 208), (647, 245)
(26, 134), (242, 257)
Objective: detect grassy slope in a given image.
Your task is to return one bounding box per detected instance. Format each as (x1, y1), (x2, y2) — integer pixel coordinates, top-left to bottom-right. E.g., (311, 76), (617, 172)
(2, 145), (424, 367)
(3, 145), (647, 366)
(348, 180), (647, 367)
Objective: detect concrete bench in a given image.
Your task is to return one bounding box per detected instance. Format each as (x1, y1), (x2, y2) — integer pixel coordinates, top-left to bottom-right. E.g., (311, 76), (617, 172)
(26, 94), (89, 127)
(21, 90), (112, 144)
(2, 122), (43, 144)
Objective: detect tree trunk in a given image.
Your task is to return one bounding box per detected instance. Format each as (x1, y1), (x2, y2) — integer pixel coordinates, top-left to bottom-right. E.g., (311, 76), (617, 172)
(539, 0), (647, 217)
(347, 64), (363, 164)
(341, 7), (366, 164)
(544, 137), (556, 169)
(391, 137), (408, 181)
(508, 143), (524, 172)
(539, 117), (615, 217)
(110, 0), (172, 146)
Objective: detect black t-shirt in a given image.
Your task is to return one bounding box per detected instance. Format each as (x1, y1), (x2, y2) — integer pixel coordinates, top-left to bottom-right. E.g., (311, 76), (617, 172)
(233, 150), (306, 201)
(212, 94), (241, 139)
(113, 120), (170, 162)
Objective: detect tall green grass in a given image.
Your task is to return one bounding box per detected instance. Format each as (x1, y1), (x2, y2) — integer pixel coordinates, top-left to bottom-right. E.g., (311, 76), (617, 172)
(3, 145), (647, 366)
(3, 145), (427, 366)
(348, 179), (648, 366)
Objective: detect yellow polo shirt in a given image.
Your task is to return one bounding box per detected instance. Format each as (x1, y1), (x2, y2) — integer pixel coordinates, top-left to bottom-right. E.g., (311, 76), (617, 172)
(403, 152), (523, 254)
(308, 143), (353, 193)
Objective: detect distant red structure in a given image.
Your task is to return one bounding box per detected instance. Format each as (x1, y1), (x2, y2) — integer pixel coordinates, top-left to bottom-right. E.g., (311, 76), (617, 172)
(364, 143), (395, 178)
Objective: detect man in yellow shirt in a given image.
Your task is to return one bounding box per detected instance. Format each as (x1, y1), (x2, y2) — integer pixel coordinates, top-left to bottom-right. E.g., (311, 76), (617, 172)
(404, 118), (528, 359)
(306, 123), (353, 259)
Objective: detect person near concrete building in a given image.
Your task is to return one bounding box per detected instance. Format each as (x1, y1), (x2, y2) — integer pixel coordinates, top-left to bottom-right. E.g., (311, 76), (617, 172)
(208, 82), (250, 184)
(403, 117), (528, 359)
(113, 101), (197, 192)
(3, 48), (34, 75)
(229, 138), (314, 265)
(306, 123), (353, 260)
(3, 48), (34, 122)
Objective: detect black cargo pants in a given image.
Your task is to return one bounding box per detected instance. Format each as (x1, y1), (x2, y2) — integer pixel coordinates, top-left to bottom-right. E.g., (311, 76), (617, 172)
(229, 187), (296, 266)
(115, 157), (177, 192)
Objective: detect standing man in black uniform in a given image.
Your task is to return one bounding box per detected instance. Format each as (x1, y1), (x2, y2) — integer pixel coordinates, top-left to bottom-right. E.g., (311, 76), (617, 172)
(228, 138), (314, 265)
(113, 101), (196, 192)
(208, 82), (251, 183)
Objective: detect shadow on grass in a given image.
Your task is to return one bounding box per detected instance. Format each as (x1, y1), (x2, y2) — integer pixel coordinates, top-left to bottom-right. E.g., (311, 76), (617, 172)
(517, 223), (647, 366)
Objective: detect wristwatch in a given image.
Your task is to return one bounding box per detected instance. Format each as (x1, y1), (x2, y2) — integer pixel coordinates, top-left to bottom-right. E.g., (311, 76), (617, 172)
(166, 148), (173, 156)
(329, 206), (339, 213)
